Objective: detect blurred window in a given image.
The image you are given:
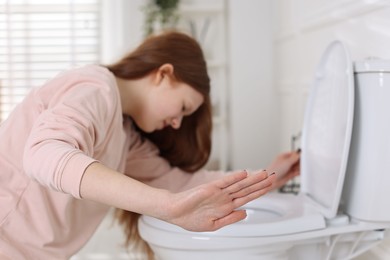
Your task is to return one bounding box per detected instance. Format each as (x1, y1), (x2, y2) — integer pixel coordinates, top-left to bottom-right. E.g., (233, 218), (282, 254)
(0, 0), (101, 121)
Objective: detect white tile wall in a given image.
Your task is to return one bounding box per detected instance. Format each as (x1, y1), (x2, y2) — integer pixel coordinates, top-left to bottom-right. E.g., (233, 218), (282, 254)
(272, 0), (390, 151)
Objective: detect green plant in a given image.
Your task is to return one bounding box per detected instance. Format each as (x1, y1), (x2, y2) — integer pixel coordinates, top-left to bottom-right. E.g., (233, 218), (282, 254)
(143, 0), (180, 36)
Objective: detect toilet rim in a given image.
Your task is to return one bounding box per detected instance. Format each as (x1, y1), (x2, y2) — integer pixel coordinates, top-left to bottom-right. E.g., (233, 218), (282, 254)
(139, 192), (326, 237)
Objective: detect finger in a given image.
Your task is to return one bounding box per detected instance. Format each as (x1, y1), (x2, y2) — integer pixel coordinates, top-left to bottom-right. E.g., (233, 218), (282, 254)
(212, 210), (247, 230)
(224, 171), (268, 194)
(290, 151), (300, 164)
(230, 174), (274, 199)
(232, 185), (273, 209)
(273, 170), (299, 189)
(282, 151), (300, 163)
(214, 170), (248, 189)
(291, 162), (300, 170)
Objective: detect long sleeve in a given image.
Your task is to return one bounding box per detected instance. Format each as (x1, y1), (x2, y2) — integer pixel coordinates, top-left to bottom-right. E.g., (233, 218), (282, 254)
(124, 123), (225, 193)
(22, 66), (124, 198)
(0, 65), (130, 259)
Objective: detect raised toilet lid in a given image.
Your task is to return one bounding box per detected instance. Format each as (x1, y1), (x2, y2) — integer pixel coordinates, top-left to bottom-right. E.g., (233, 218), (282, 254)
(300, 41), (354, 219)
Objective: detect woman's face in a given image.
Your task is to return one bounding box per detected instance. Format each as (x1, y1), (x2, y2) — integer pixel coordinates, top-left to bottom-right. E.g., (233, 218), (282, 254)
(136, 75), (204, 133)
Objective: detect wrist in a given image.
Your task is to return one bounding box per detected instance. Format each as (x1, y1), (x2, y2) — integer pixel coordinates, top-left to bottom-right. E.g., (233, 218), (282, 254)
(152, 189), (176, 221)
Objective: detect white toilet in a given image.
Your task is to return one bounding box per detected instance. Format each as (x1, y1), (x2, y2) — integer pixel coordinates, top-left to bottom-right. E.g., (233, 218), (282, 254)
(138, 41), (390, 260)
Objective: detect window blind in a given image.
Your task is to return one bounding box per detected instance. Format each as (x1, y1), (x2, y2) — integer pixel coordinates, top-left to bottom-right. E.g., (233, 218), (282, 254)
(0, 0), (101, 121)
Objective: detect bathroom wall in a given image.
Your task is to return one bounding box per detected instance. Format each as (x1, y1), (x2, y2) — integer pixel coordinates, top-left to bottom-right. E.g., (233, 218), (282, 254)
(226, 0), (278, 170)
(271, 0), (390, 258)
(272, 0), (390, 150)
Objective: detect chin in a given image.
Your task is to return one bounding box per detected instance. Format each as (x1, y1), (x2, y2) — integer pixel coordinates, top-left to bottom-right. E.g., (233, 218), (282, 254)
(133, 121), (153, 133)
(142, 127), (155, 133)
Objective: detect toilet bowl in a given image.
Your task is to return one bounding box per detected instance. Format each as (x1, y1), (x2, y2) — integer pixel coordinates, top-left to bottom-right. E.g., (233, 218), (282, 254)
(138, 41), (390, 260)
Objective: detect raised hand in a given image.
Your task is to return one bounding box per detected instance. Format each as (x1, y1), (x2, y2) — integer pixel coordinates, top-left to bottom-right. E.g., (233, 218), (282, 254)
(266, 151), (300, 190)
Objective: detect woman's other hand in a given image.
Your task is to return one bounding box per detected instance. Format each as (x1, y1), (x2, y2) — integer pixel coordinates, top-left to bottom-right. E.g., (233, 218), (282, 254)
(266, 151), (300, 190)
(167, 170), (275, 232)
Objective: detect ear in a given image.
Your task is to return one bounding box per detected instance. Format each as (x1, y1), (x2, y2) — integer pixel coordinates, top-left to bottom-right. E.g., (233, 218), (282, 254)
(154, 63), (174, 86)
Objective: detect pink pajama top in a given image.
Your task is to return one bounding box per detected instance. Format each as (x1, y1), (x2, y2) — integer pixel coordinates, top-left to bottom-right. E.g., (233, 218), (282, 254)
(0, 65), (222, 259)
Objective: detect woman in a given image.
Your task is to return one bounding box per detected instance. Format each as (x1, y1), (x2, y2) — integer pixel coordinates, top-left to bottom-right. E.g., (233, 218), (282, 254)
(0, 31), (299, 259)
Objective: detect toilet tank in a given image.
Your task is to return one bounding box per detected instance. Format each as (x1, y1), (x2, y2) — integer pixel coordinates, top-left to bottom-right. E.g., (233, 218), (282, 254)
(342, 59), (390, 222)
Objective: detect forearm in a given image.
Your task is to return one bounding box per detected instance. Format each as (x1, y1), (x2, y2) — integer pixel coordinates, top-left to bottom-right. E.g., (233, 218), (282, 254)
(79, 162), (172, 220)
(81, 163), (276, 232)
(140, 168), (226, 192)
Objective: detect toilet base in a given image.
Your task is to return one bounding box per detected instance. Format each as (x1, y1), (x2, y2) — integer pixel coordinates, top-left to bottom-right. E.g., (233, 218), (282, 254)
(150, 243), (293, 260)
(147, 229), (387, 260)
(290, 229), (385, 260)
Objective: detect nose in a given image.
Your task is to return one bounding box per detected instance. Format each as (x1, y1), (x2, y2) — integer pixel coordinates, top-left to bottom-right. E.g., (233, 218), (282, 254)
(170, 116), (183, 129)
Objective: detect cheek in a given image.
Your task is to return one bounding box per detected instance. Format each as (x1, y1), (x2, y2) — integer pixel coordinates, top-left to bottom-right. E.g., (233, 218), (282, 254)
(138, 92), (179, 130)
(130, 103), (156, 132)
(138, 99), (167, 130)
(150, 98), (176, 119)
(145, 100), (164, 119)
